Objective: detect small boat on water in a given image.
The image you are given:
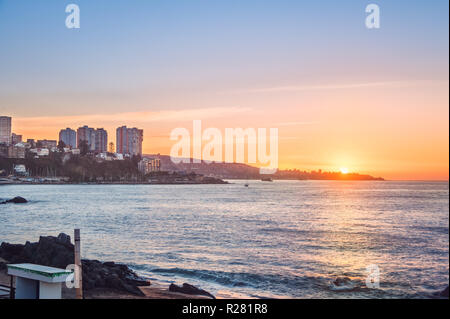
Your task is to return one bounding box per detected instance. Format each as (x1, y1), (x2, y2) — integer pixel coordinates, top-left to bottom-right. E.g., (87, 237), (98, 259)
(261, 177), (273, 182)
(244, 183), (249, 187)
(0, 178), (12, 185)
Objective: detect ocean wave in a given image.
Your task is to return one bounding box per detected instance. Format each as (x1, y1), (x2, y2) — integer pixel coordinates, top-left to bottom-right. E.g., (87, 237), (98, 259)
(149, 267), (337, 293)
(328, 277), (360, 291)
(147, 267), (431, 298)
(410, 225), (449, 235)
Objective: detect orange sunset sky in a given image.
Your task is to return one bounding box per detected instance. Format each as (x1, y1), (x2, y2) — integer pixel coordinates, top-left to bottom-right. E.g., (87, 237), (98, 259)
(0, 1), (449, 180)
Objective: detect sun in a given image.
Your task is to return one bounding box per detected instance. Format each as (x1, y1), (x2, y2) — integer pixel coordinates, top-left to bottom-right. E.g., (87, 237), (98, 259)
(340, 167), (349, 174)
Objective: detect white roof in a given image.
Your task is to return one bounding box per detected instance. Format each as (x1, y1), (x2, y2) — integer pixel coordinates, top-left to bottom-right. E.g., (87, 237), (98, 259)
(7, 263), (72, 283)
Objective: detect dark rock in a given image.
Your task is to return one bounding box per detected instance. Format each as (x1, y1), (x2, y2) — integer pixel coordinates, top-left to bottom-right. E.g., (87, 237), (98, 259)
(169, 283), (215, 299)
(33, 235), (74, 268)
(1, 196), (28, 204)
(57, 233), (71, 246)
(0, 234), (150, 296)
(103, 261), (115, 267)
(22, 241), (38, 261)
(440, 286), (449, 298)
(330, 277), (358, 291)
(0, 243), (25, 261)
(333, 277), (352, 286)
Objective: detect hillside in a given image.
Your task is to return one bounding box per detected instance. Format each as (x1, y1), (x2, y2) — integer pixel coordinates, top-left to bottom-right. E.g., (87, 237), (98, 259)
(145, 155), (385, 181)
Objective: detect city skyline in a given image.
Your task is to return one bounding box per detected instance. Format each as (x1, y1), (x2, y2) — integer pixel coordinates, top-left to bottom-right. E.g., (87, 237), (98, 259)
(0, 1), (448, 180)
(1, 116), (144, 156)
(2, 110), (449, 180)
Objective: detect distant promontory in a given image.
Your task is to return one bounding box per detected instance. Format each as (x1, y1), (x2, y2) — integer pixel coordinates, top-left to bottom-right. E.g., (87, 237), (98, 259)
(150, 155), (385, 181)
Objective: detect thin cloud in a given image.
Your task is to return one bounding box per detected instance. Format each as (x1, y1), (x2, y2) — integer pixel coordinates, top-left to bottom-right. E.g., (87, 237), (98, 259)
(275, 121), (319, 127)
(245, 80), (446, 93)
(12, 106), (253, 140)
(14, 106), (252, 127)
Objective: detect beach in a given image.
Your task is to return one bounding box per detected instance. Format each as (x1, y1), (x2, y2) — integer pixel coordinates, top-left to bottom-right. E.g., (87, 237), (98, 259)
(0, 239), (215, 299)
(0, 270), (212, 299)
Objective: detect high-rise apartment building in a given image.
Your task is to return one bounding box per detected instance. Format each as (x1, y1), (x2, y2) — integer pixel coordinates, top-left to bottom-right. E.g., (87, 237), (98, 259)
(59, 128), (77, 148)
(116, 126), (129, 155)
(94, 128), (108, 153)
(0, 116), (12, 144)
(77, 126), (96, 151)
(77, 126), (109, 153)
(116, 126), (143, 156)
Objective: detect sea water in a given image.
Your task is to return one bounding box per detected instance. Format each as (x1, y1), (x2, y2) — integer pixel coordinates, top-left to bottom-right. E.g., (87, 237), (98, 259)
(1, 181), (448, 298)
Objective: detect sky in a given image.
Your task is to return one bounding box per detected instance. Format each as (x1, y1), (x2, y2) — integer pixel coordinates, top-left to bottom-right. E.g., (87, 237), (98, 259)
(0, 0), (448, 180)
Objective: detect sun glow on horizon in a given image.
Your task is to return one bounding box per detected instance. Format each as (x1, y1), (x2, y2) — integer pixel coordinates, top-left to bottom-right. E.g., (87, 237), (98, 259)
(340, 167), (349, 174)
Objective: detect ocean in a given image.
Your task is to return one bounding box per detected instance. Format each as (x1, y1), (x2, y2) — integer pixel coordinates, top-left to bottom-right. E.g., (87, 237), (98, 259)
(1, 181), (448, 298)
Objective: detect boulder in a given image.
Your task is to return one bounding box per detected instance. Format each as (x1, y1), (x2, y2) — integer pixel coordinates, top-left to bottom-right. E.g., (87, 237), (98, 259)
(33, 235), (75, 268)
(0, 243), (25, 261)
(1, 196), (28, 204)
(57, 233), (71, 246)
(333, 277), (352, 286)
(330, 277), (358, 291)
(169, 283), (215, 299)
(440, 286), (449, 298)
(81, 259), (150, 295)
(0, 234), (150, 296)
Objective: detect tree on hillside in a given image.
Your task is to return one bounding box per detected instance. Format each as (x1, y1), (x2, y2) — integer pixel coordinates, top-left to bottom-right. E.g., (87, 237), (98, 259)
(78, 140), (89, 156)
(58, 140), (66, 152)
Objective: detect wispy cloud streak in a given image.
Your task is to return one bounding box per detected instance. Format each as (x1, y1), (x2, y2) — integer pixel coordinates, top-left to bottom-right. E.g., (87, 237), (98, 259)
(245, 80), (447, 93)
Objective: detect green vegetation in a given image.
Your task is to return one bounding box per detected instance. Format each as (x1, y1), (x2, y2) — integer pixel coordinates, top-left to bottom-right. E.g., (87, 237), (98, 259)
(0, 152), (143, 182)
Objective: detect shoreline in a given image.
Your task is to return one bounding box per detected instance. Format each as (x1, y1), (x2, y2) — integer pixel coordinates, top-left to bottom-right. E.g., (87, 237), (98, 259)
(0, 268), (214, 299)
(0, 178), (395, 185)
(0, 235), (217, 300)
(0, 181), (230, 185)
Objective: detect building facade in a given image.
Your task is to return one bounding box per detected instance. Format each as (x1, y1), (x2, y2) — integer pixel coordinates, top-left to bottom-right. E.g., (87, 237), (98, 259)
(0, 116), (12, 144)
(11, 133), (23, 145)
(77, 126), (96, 151)
(138, 157), (161, 175)
(77, 126), (109, 153)
(38, 140), (57, 149)
(8, 144), (25, 159)
(59, 128), (77, 148)
(116, 126), (128, 155)
(94, 128), (108, 153)
(116, 126), (143, 156)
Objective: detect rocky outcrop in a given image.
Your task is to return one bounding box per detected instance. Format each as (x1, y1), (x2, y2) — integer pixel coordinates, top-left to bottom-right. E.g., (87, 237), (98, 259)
(0, 196), (28, 204)
(82, 260), (149, 296)
(330, 277), (358, 291)
(333, 277), (353, 286)
(0, 234), (150, 296)
(169, 283), (215, 299)
(439, 286), (449, 298)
